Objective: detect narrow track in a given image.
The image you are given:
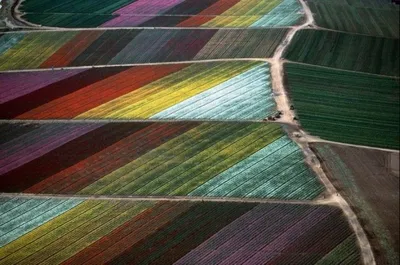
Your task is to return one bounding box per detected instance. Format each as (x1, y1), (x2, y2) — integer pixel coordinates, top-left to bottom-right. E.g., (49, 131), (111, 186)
(302, 134), (400, 154)
(0, 58), (273, 73)
(268, 1), (376, 264)
(2, 119), (398, 155)
(0, 192), (324, 205)
(0, 1), (388, 263)
(0, 58), (396, 79)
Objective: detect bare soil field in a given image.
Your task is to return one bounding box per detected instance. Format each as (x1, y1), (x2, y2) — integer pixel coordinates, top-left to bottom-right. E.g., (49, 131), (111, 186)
(312, 142), (399, 265)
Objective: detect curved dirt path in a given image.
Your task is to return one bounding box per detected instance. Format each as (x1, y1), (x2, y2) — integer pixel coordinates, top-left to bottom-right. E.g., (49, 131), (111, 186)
(269, 1), (376, 264)
(2, 1), (379, 263)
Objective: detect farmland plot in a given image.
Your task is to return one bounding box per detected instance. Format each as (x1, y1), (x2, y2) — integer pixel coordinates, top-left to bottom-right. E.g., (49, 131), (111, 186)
(20, 0), (135, 14)
(310, 0), (399, 9)
(313, 143), (399, 265)
(0, 29), (287, 70)
(0, 33), (25, 55)
(0, 122), (324, 200)
(284, 29), (399, 76)
(0, 199), (361, 265)
(0, 62), (276, 120)
(0, 197), (82, 247)
(20, 0), (304, 28)
(308, 0), (399, 38)
(285, 63), (399, 149)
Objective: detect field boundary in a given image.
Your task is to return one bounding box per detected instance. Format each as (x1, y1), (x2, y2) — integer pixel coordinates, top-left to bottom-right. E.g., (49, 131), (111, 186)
(0, 1), (389, 263)
(0, 58), (272, 73)
(285, 61), (400, 79)
(0, 119), (268, 124)
(303, 135), (400, 154)
(2, 59), (397, 79)
(0, 192), (326, 205)
(270, 1), (376, 264)
(7, 19), (399, 39)
(1, 119), (397, 153)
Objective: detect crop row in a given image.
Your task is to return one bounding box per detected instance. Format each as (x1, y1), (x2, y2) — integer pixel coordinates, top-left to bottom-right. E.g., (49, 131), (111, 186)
(0, 198), (82, 247)
(308, 0), (399, 38)
(0, 123), (101, 175)
(177, 204), (358, 265)
(0, 198), (155, 265)
(0, 62), (275, 120)
(0, 28), (287, 70)
(285, 62), (399, 149)
(20, 0), (134, 14)
(285, 29), (399, 76)
(0, 122), (324, 200)
(311, 0), (399, 9)
(20, 0), (303, 28)
(313, 143), (399, 264)
(0, 199), (361, 265)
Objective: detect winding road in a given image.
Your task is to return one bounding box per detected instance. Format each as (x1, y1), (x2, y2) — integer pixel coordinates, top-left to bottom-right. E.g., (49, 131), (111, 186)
(269, 1), (375, 264)
(0, 1), (386, 264)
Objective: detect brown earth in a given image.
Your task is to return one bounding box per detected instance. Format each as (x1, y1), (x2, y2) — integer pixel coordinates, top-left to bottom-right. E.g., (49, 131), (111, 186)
(311, 143), (399, 265)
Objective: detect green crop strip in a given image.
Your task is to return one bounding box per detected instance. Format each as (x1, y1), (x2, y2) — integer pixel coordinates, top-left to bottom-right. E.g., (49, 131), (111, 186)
(308, 0), (399, 38)
(285, 29), (399, 76)
(286, 63), (399, 149)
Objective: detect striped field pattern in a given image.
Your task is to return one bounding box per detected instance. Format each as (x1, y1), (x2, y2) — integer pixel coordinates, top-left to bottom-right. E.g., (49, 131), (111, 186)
(0, 29), (287, 70)
(308, 0), (399, 38)
(285, 63), (400, 149)
(313, 143), (399, 264)
(0, 122), (324, 199)
(0, 0), (374, 263)
(315, 0), (399, 9)
(0, 199), (361, 265)
(285, 29), (399, 76)
(20, 0), (304, 28)
(0, 62), (276, 120)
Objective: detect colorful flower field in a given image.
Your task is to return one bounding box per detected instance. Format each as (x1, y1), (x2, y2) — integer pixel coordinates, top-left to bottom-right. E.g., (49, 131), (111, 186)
(0, 62), (276, 120)
(285, 29), (399, 76)
(20, 0), (304, 28)
(2, 0), (397, 263)
(0, 198), (361, 265)
(0, 122), (324, 199)
(0, 28), (287, 70)
(308, 0), (399, 38)
(285, 62), (400, 149)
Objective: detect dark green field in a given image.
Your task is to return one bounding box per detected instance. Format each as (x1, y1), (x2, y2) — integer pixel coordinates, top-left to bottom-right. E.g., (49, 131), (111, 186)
(21, 0), (133, 13)
(285, 29), (399, 76)
(20, 0), (133, 27)
(308, 0), (399, 38)
(285, 63), (399, 149)
(309, 0), (398, 9)
(22, 13), (115, 28)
